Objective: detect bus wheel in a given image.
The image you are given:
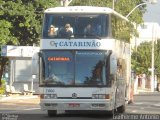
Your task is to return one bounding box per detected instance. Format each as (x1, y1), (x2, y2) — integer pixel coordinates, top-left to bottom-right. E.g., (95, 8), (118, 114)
(47, 110), (57, 117)
(117, 104), (125, 113)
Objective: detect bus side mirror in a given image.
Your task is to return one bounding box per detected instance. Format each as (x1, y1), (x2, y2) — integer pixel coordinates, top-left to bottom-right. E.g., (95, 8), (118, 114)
(31, 52), (39, 75)
(110, 53), (117, 75)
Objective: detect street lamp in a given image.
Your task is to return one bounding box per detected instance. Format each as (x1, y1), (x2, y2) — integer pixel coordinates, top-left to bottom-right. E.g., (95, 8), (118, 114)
(126, 2), (147, 18)
(126, 0), (157, 18)
(151, 23), (158, 92)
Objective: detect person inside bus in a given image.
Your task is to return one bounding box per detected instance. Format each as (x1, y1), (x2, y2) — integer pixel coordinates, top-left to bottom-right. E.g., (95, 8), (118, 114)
(84, 24), (93, 36)
(59, 23), (73, 38)
(48, 25), (57, 37)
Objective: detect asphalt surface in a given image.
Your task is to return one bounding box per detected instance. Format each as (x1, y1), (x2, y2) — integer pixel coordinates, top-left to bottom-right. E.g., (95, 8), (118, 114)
(0, 93), (160, 120)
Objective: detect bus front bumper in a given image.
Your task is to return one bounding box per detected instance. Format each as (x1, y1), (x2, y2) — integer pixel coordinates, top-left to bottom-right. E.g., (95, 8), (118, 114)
(40, 99), (113, 111)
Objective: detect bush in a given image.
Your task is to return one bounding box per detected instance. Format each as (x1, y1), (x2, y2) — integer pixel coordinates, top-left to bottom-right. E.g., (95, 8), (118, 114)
(0, 80), (6, 95)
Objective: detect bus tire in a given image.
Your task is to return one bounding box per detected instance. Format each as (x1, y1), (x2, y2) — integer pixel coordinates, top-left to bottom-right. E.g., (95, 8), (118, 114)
(107, 110), (114, 116)
(117, 104), (125, 113)
(47, 110), (57, 117)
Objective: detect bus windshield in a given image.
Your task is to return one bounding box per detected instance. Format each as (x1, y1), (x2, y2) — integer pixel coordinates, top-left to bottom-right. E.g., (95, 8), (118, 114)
(40, 50), (109, 86)
(42, 14), (109, 39)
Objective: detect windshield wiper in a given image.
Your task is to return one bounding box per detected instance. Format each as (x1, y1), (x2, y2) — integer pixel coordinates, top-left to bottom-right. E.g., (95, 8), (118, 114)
(44, 76), (65, 85)
(44, 77), (55, 83)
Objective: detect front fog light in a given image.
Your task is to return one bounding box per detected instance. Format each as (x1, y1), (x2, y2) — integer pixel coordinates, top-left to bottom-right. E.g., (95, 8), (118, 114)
(43, 94), (57, 99)
(92, 94), (98, 99)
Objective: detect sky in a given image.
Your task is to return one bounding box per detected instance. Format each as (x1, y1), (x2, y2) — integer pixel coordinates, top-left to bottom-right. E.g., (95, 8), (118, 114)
(143, 0), (160, 25)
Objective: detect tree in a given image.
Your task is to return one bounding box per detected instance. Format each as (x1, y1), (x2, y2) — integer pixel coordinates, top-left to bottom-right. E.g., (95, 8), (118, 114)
(0, 0), (59, 46)
(154, 40), (160, 83)
(0, 0), (59, 86)
(131, 42), (152, 75)
(131, 40), (160, 77)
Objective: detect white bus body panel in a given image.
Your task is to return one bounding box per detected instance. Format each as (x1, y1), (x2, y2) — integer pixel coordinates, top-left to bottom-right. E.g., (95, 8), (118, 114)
(40, 38), (130, 59)
(44, 6), (128, 21)
(40, 87), (117, 111)
(41, 39), (115, 50)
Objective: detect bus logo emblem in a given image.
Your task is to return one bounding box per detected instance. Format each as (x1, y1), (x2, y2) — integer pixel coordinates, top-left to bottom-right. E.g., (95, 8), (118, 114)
(72, 93), (77, 99)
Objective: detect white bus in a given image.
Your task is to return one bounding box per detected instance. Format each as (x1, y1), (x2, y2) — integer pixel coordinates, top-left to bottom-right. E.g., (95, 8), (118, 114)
(37, 6), (133, 116)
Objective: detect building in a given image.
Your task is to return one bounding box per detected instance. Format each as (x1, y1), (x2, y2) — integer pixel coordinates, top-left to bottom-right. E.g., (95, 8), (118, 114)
(131, 22), (160, 49)
(1, 45), (40, 94)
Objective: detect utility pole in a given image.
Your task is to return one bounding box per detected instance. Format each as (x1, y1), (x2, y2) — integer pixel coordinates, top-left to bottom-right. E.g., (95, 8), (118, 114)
(60, 0), (72, 7)
(112, 0), (117, 10)
(112, 0), (115, 10)
(151, 23), (155, 92)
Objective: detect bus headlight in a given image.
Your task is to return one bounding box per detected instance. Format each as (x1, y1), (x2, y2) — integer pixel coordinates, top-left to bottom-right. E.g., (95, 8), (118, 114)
(92, 94), (99, 99)
(41, 94), (57, 99)
(92, 94), (110, 99)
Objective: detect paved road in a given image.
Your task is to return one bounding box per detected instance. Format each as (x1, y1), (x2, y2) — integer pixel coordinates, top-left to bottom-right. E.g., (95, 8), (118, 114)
(126, 92), (160, 114)
(0, 92), (160, 120)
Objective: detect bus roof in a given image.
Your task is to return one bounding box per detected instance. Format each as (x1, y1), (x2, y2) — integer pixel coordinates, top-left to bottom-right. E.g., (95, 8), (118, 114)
(44, 6), (128, 21)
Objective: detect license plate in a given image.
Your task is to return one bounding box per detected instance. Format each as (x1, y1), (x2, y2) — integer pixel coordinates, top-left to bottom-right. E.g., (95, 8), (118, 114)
(68, 103), (80, 107)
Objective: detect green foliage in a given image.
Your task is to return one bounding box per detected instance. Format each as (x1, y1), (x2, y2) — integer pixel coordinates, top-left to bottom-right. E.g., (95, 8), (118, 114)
(0, 79), (6, 95)
(115, 0), (144, 24)
(131, 42), (151, 75)
(0, 0), (59, 46)
(111, 16), (134, 42)
(0, 0), (59, 85)
(71, 0), (112, 7)
(154, 40), (160, 78)
(71, 0), (145, 24)
(131, 40), (160, 76)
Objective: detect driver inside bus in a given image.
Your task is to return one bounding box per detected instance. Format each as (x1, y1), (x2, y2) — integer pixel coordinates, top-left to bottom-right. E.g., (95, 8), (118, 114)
(59, 23), (73, 38)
